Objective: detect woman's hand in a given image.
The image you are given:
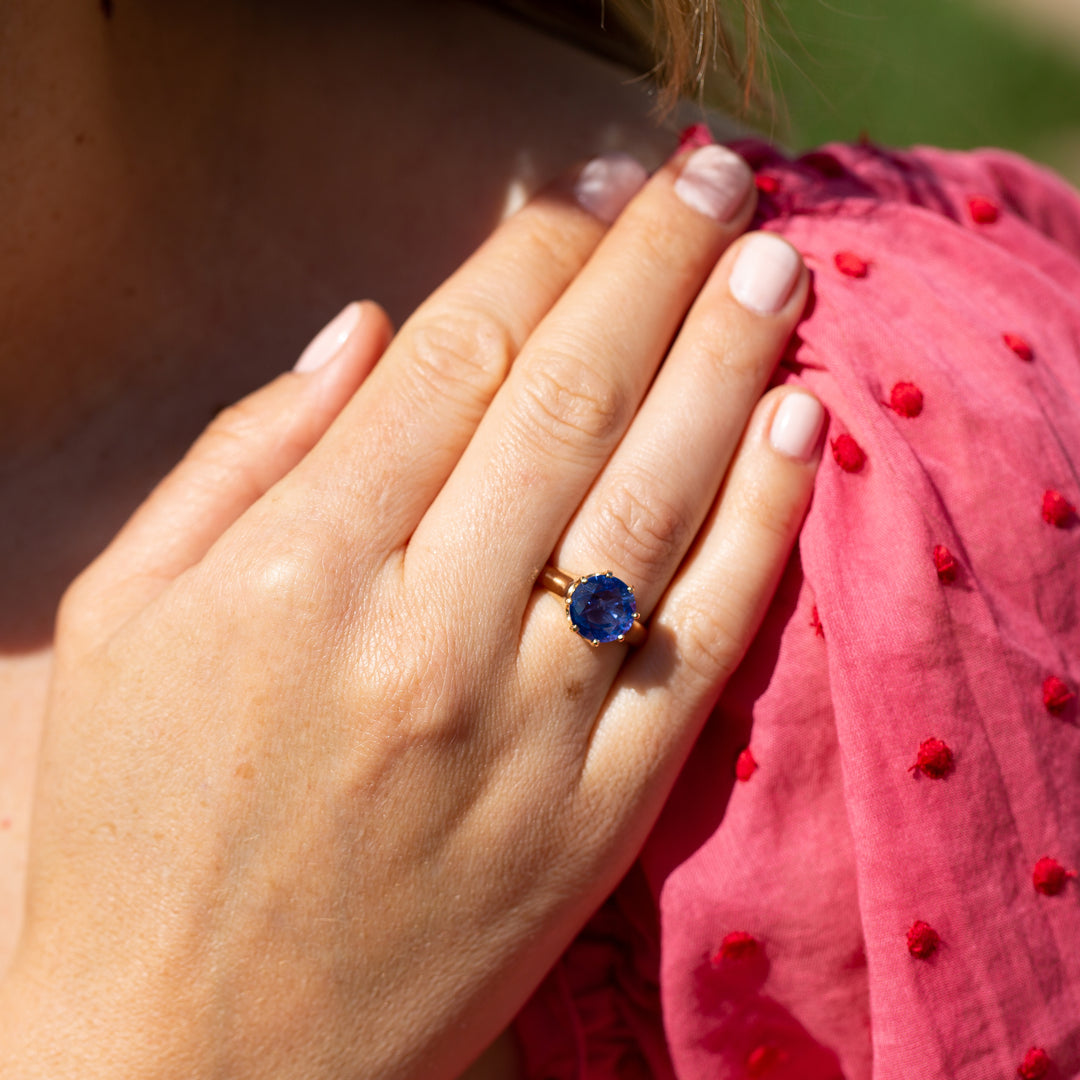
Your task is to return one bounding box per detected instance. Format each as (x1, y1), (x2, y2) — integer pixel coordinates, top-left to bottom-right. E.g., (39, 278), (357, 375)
(0, 145), (820, 1079)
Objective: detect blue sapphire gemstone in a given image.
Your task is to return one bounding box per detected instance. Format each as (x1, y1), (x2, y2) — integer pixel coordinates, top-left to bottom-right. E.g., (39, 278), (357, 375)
(567, 573), (637, 645)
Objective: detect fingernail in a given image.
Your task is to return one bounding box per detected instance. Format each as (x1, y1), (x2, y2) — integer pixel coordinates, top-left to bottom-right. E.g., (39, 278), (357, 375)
(729, 234), (802, 315)
(293, 302), (363, 373)
(770, 391), (825, 462)
(673, 145), (753, 223)
(573, 154), (649, 224)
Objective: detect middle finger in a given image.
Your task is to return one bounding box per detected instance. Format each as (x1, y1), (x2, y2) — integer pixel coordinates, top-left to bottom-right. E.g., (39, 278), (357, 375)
(412, 144), (758, 590)
(550, 229), (808, 625)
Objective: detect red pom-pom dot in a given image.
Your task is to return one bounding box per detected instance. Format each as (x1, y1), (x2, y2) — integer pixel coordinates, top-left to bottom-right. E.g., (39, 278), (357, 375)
(1033, 856), (1076, 896)
(968, 195), (1000, 224)
(712, 931), (760, 964)
(735, 748), (758, 782)
(1043, 675), (1075, 715)
(810, 605), (825, 638)
(755, 173), (780, 195)
(887, 381), (924, 418)
(1042, 489), (1076, 528)
(909, 737), (955, 779)
(906, 920), (940, 958)
(831, 433), (866, 472)
(835, 251), (869, 278)
(1018, 1048), (1052, 1080)
(1003, 332), (1034, 361)
(933, 545), (957, 583)
(747, 1045), (787, 1077)
(676, 123), (713, 152)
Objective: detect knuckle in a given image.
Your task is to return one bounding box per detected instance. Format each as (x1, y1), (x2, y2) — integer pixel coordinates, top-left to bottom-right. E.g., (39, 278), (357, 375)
(624, 208), (680, 263)
(405, 308), (515, 415)
(514, 210), (590, 288)
(676, 597), (747, 686)
(623, 211), (701, 289)
(515, 358), (625, 453)
(593, 477), (687, 582)
(246, 547), (321, 605)
(736, 471), (804, 546)
(391, 690), (476, 755)
(692, 316), (763, 385)
(233, 537), (342, 624)
(186, 400), (280, 499)
(201, 393), (275, 449)
(348, 621), (480, 750)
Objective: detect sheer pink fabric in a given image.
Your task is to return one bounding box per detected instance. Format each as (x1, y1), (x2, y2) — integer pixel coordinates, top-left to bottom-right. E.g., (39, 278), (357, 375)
(513, 140), (1080, 1079)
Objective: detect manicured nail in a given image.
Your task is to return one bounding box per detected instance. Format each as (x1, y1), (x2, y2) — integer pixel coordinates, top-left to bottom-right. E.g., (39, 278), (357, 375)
(729, 234), (802, 315)
(673, 145), (753, 223)
(770, 391), (825, 462)
(573, 154), (649, 224)
(293, 302), (363, 373)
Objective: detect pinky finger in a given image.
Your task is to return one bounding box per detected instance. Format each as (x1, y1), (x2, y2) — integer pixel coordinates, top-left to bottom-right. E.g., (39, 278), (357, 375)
(585, 387), (825, 814)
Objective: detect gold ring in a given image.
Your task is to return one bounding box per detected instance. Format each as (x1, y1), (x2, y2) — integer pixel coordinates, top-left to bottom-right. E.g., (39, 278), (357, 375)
(539, 566), (646, 647)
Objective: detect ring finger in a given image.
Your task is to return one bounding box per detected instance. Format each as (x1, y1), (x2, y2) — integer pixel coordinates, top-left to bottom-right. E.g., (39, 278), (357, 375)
(584, 383), (825, 816)
(539, 230), (809, 651)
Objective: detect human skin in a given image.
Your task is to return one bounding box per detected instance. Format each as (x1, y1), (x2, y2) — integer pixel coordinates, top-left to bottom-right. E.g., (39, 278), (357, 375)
(0, 2), (819, 1077)
(0, 0), (729, 965)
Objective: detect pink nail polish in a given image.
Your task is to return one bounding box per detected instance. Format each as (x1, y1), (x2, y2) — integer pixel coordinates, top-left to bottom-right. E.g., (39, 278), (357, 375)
(770, 392), (826, 462)
(573, 154), (649, 224)
(729, 234), (802, 315)
(294, 303), (362, 373)
(673, 145), (753, 223)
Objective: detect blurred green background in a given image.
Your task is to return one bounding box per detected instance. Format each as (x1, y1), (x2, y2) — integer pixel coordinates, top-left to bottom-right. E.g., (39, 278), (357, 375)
(756, 0), (1080, 184)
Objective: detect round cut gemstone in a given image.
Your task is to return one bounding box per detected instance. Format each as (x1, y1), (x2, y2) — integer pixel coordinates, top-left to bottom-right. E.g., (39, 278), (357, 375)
(567, 574), (636, 644)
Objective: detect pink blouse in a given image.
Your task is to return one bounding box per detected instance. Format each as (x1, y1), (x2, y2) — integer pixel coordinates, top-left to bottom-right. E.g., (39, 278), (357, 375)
(513, 138), (1080, 1079)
